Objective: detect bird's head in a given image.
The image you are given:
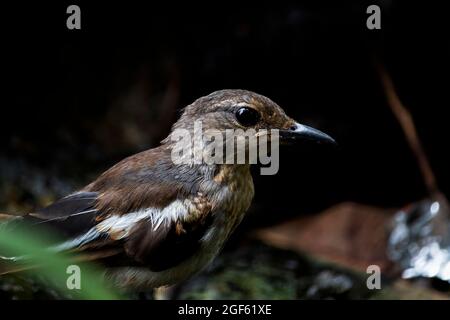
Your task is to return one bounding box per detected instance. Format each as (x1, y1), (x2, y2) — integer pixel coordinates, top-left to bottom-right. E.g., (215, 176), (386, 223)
(163, 89), (335, 167)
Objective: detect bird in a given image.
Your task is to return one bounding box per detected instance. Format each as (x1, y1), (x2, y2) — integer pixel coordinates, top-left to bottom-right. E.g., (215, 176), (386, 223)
(0, 89), (335, 290)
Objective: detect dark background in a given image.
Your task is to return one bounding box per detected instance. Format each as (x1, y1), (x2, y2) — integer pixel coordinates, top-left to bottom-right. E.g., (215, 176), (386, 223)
(1, 1), (449, 229)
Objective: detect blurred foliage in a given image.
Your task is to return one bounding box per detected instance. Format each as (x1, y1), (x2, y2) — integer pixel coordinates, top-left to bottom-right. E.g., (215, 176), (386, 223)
(0, 222), (121, 300)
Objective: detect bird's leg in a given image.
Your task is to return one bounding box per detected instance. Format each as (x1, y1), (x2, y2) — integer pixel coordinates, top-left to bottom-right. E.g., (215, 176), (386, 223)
(153, 285), (178, 300)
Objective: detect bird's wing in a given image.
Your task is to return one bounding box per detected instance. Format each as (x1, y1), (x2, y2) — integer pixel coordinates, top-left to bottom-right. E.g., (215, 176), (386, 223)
(120, 197), (215, 271)
(24, 191), (101, 239)
(0, 149), (216, 274)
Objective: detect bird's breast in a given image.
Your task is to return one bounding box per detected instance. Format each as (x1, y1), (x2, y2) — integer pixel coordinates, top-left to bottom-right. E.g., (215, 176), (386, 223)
(206, 164), (255, 234)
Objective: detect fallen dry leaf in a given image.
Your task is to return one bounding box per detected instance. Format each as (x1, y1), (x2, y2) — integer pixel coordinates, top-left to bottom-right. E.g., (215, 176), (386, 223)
(254, 202), (398, 274)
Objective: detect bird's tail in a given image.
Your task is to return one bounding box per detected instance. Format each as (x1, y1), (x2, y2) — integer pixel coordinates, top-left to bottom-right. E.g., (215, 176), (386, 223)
(0, 260), (32, 276)
(0, 212), (31, 275)
(0, 213), (20, 222)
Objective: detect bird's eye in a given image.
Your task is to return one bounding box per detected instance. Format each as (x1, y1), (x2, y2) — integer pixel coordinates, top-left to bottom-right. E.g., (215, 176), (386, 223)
(235, 107), (261, 127)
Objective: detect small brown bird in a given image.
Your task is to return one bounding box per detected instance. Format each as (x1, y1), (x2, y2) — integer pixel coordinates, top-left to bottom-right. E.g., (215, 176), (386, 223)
(0, 89), (335, 289)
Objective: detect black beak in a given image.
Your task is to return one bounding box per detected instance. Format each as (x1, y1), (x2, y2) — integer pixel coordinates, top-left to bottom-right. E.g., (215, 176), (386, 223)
(279, 123), (337, 145)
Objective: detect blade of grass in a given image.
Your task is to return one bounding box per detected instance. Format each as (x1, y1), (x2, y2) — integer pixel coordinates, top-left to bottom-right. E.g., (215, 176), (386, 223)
(0, 224), (122, 300)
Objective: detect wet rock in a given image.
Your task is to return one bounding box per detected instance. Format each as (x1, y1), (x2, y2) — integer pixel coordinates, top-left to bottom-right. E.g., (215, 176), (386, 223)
(175, 241), (373, 300)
